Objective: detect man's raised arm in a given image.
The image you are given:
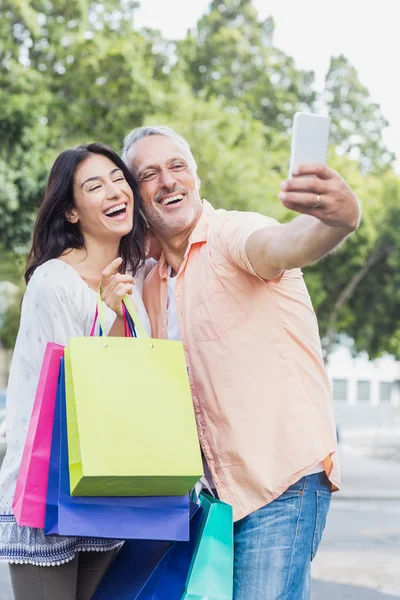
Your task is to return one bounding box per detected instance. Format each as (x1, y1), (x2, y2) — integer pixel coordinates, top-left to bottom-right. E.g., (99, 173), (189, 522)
(245, 163), (361, 280)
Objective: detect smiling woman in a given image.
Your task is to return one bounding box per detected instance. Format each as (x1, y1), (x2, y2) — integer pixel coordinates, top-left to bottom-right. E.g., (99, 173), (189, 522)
(25, 143), (146, 284)
(0, 143), (150, 600)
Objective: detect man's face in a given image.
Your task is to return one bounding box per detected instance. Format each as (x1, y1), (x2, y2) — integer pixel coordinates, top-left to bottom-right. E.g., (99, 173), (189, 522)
(126, 135), (202, 238)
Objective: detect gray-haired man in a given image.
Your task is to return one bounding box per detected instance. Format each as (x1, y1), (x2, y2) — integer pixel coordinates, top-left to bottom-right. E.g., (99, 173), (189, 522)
(122, 125), (359, 599)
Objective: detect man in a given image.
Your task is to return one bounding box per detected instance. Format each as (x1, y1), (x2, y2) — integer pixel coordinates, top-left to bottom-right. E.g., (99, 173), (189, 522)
(122, 125), (361, 600)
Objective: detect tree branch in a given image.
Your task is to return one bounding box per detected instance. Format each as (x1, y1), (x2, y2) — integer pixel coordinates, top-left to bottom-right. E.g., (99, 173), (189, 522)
(323, 243), (387, 359)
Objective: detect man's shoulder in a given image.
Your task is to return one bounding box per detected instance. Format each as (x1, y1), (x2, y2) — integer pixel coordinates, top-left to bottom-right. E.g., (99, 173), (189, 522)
(208, 205), (280, 239)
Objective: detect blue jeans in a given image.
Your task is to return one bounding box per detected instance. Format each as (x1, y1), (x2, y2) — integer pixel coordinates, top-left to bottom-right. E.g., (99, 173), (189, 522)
(233, 472), (331, 600)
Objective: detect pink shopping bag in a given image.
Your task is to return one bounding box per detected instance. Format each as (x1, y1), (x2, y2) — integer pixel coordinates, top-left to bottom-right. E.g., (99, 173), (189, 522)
(12, 342), (64, 528)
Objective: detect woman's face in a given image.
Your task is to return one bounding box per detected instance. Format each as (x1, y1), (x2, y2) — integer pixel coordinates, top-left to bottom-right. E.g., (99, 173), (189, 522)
(68, 154), (134, 242)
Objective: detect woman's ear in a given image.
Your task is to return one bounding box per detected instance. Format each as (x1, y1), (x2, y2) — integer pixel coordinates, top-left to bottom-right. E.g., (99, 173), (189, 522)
(196, 175), (201, 190)
(65, 209), (79, 224)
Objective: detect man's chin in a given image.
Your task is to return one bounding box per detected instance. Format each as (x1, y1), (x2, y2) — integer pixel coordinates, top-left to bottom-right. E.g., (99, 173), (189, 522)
(146, 204), (201, 238)
(157, 217), (193, 237)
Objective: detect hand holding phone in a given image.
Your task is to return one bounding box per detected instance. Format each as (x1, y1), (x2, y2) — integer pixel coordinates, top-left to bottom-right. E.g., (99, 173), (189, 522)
(280, 112), (360, 231)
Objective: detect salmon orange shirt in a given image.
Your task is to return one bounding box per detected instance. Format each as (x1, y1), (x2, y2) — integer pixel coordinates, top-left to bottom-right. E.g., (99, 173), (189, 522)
(143, 200), (340, 521)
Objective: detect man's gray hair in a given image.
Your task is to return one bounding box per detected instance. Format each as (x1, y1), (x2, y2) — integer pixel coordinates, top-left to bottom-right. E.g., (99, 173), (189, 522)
(122, 125), (197, 170)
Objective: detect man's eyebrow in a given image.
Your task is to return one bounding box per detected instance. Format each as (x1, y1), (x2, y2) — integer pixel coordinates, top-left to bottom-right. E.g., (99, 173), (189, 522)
(81, 168), (122, 188)
(137, 164), (158, 178)
(137, 157), (187, 178)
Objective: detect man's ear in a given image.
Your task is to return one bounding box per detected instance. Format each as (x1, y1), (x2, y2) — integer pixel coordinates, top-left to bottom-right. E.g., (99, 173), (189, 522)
(65, 209), (79, 224)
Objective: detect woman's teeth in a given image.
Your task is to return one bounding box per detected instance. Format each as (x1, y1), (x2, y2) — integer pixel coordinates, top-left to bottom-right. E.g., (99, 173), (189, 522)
(104, 203), (127, 216)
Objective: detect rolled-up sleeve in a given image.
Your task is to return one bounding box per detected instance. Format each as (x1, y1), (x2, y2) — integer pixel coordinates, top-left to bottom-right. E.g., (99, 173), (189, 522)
(211, 211), (280, 277)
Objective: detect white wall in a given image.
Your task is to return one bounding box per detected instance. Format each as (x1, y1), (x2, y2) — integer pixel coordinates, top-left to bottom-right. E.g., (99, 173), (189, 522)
(326, 344), (400, 406)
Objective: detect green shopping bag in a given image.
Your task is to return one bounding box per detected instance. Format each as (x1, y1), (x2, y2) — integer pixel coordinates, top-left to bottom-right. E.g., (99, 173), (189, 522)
(65, 293), (203, 497)
(182, 492), (234, 600)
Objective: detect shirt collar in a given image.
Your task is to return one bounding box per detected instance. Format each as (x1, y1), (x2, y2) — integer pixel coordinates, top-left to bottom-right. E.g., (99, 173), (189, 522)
(158, 199), (215, 279)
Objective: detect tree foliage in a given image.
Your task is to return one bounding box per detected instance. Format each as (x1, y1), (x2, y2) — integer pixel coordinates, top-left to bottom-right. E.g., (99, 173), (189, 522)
(0, 0), (398, 359)
(323, 55), (395, 173)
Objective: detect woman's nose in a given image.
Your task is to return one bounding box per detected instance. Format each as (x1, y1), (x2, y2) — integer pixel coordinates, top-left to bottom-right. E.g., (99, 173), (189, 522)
(105, 181), (122, 199)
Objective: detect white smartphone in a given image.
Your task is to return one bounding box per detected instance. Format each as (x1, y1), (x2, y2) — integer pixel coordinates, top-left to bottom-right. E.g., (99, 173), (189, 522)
(289, 112), (330, 178)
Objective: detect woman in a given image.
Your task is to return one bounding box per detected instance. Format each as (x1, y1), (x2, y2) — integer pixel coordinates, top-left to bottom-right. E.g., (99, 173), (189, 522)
(0, 143), (150, 599)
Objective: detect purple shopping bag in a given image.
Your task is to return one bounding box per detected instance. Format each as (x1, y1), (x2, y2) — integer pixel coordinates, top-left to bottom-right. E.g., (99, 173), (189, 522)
(13, 343), (64, 528)
(92, 503), (203, 599)
(44, 359), (190, 541)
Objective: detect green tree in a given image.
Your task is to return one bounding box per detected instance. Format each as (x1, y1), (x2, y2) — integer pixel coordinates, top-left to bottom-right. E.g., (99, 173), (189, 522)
(323, 55), (395, 173)
(343, 176), (400, 358)
(0, 296), (21, 350)
(177, 0), (316, 134)
(0, 0), (170, 249)
(0, 61), (52, 249)
(1, 0), (400, 363)
(303, 161), (400, 360)
(0, 245), (25, 284)
(144, 84), (289, 219)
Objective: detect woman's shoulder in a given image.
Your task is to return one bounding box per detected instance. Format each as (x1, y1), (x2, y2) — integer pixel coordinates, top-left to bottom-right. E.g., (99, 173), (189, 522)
(28, 259), (85, 291)
(25, 259), (94, 312)
(22, 259), (96, 330)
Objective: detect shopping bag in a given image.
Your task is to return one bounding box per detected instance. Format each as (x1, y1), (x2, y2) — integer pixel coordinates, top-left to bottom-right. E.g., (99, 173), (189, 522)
(182, 493), (234, 600)
(44, 360), (191, 541)
(93, 504), (203, 599)
(66, 293), (203, 497)
(12, 343), (64, 528)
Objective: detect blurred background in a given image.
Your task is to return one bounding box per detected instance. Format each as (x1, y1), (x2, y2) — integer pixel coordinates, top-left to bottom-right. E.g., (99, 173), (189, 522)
(0, 1), (399, 598)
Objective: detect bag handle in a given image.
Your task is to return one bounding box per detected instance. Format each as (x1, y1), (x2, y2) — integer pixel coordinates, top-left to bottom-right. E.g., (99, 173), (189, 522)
(89, 304), (136, 338)
(96, 289), (149, 339)
(122, 304), (137, 337)
(191, 476), (215, 505)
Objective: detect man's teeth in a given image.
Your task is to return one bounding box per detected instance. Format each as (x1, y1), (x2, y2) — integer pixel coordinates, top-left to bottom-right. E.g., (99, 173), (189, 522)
(104, 203), (127, 216)
(160, 194), (184, 205)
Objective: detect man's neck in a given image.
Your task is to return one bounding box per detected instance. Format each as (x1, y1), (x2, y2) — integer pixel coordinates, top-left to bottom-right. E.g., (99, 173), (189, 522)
(159, 234), (190, 275)
(157, 211), (202, 275)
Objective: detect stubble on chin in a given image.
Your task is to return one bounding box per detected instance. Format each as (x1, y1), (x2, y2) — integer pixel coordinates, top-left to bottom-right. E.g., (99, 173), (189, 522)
(145, 205), (198, 238)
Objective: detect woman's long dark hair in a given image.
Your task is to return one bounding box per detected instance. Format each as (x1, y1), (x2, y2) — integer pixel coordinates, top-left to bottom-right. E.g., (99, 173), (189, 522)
(25, 143), (147, 284)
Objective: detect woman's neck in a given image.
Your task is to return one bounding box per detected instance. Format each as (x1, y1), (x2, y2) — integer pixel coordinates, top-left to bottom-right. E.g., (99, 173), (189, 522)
(60, 237), (121, 291)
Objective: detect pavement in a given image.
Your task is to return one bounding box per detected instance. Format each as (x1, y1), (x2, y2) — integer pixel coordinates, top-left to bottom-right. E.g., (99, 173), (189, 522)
(310, 430), (400, 599)
(312, 581), (400, 599)
(311, 497), (400, 599)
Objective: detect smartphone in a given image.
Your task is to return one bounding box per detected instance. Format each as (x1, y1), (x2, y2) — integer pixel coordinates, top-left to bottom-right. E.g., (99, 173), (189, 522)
(289, 112), (330, 178)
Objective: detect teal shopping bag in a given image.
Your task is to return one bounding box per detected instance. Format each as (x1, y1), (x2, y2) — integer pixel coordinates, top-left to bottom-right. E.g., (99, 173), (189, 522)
(182, 493), (234, 600)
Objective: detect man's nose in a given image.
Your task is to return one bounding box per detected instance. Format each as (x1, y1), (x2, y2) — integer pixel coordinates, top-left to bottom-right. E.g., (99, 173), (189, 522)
(159, 168), (176, 188)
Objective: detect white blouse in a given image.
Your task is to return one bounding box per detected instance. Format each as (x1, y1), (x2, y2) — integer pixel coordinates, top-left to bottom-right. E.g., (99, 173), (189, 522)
(0, 259), (151, 565)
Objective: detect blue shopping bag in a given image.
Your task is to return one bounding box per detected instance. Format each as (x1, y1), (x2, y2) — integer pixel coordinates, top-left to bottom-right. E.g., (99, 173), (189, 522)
(182, 492), (234, 600)
(93, 503), (203, 599)
(44, 359), (190, 541)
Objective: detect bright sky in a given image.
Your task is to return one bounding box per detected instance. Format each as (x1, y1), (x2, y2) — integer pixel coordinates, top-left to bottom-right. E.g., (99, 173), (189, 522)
(135, 0), (399, 169)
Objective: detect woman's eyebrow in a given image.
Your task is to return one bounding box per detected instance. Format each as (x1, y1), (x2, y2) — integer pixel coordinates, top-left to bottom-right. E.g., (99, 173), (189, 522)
(81, 168), (121, 188)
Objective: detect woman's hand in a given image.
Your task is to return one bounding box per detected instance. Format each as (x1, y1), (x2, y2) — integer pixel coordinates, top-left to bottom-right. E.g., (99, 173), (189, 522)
(100, 257), (135, 317)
